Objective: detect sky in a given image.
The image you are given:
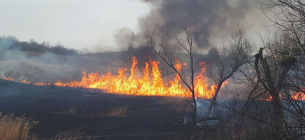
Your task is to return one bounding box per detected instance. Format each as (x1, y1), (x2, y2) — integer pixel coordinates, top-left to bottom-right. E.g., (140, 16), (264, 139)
(0, 0), (273, 52)
(0, 0), (149, 51)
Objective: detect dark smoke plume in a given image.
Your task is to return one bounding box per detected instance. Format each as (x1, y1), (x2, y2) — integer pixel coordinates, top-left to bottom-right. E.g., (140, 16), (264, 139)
(116, 0), (263, 49)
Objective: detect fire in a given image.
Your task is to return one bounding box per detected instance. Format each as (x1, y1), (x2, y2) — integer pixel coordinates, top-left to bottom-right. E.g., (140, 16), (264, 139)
(0, 57), (228, 99)
(54, 57), (222, 99)
(3, 57), (305, 101)
(264, 90), (305, 101)
(291, 91), (305, 100)
(265, 96), (273, 101)
(0, 77), (14, 81)
(20, 79), (50, 86)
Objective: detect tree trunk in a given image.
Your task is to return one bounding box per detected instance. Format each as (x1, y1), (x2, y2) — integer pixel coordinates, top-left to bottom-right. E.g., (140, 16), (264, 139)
(270, 91), (284, 140)
(191, 90), (197, 125)
(206, 83), (222, 117)
(271, 93), (284, 127)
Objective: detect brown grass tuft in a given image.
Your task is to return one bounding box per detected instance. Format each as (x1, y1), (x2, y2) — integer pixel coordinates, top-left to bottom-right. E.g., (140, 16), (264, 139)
(54, 129), (84, 140)
(158, 97), (192, 112)
(0, 112), (38, 140)
(102, 106), (128, 117)
(68, 106), (76, 114)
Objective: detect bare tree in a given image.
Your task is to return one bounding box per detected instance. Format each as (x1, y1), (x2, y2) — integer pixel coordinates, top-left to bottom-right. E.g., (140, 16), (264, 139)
(148, 19), (253, 125)
(236, 1), (305, 139)
(260, 0), (305, 53)
(148, 20), (199, 125)
(234, 32), (304, 139)
(206, 29), (253, 117)
(254, 44), (295, 134)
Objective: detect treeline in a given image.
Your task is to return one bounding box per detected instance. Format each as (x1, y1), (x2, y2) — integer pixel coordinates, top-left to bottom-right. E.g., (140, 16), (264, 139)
(0, 36), (78, 55)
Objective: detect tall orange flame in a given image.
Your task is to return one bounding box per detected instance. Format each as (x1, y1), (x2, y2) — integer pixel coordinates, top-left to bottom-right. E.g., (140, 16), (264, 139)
(0, 57), (228, 99)
(53, 57), (221, 98)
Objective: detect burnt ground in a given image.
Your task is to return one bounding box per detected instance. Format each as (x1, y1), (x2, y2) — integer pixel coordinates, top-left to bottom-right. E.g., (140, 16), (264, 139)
(0, 79), (221, 140)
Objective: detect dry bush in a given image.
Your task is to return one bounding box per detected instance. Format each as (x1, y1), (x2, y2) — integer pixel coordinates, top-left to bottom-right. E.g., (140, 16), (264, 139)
(0, 112), (38, 140)
(158, 97), (192, 112)
(54, 129), (84, 140)
(102, 106), (128, 117)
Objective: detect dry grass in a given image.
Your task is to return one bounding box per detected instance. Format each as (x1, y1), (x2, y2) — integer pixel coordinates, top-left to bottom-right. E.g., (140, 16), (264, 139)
(158, 97), (192, 112)
(170, 103), (192, 112)
(68, 106), (76, 114)
(0, 112), (38, 140)
(158, 97), (186, 104)
(54, 129), (84, 140)
(102, 106), (128, 117)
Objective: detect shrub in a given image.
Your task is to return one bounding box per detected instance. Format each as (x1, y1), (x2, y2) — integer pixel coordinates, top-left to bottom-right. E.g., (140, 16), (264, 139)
(0, 112), (38, 140)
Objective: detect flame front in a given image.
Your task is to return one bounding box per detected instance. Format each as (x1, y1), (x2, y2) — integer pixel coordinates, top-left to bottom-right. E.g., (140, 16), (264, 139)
(291, 90), (305, 100)
(54, 57), (221, 99)
(4, 57), (305, 100)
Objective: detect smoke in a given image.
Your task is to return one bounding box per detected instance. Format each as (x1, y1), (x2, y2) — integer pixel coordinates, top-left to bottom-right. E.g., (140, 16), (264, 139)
(0, 37), (84, 83)
(0, 36), (136, 83)
(116, 0), (264, 49)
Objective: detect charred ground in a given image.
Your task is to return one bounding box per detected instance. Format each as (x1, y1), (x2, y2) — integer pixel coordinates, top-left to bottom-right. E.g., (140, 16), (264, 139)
(0, 79), (222, 140)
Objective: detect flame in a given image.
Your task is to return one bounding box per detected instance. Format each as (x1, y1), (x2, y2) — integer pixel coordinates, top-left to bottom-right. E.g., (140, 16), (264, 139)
(264, 91), (305, 101)
(54, 57), (224, 99)
(291, 91), (305, 100)
(265, 96), (273, 101)
(0, 57), (228, 99)
(20, 79), (50, 86)
(0, 77), (14, 81)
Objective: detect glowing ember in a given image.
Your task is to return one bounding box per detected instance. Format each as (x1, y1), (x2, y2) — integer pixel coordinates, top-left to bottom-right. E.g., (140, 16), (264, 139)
(0, 77), (14, 81)
(291, 91), (305, 101)
(20, 79), (50, 86)
(265, 96), (273, 101)
(264, 91), (305, 101)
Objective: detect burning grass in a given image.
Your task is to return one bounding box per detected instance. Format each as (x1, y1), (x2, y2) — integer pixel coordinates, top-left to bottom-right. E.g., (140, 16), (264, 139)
(52, 57), (220, 98)
(0, 57), (227, 99)
(0, 112), (38, 140)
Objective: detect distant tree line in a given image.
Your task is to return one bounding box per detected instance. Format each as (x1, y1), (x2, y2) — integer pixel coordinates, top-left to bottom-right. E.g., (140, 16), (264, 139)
(0, 36), (78, 55)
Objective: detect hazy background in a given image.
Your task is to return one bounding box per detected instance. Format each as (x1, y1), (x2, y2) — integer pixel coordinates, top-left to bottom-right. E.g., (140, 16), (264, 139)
(0, 0), (271, 52)
(0, 0), (149, 51)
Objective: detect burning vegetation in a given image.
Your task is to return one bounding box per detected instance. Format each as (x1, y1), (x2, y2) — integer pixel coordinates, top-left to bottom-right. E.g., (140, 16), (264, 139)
(0, 56), (224, 99)
(2, 0), (305, 139)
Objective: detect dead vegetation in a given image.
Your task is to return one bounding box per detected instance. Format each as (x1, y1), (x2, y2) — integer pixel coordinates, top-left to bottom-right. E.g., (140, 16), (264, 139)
(68, 106), (76, 114)
(102, 106), (128, 117)
(158, 97), (192, 112)
(0, 112), (38, 140)
(54, 129), (84, 140)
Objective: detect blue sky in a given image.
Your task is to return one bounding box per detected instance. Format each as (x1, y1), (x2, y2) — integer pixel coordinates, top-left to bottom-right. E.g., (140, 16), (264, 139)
(0, 0), (149, 51)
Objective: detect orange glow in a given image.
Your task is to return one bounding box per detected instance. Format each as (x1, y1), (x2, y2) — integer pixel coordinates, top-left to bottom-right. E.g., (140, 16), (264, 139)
(0, 77), (14, 81)
(265, 96), (273, 101)
(291, 91), (305, 100)
(0, 57), (228, 99)
(264, 92), (305, 101)
(54, 57), (224, 99)
(19, 79), (50, 86)
(33, 82), (50, 86)
(264, 94), (283, 101)
(20, 80), (30, 84)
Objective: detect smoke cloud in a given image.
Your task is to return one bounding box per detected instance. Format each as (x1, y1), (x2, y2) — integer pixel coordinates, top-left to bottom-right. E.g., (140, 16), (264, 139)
(0, 37), (120, 83)
(116, 0), (265, 49)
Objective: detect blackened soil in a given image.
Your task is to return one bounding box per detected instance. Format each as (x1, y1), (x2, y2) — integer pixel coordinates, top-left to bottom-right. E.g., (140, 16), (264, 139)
(0, 79), (217, 140)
